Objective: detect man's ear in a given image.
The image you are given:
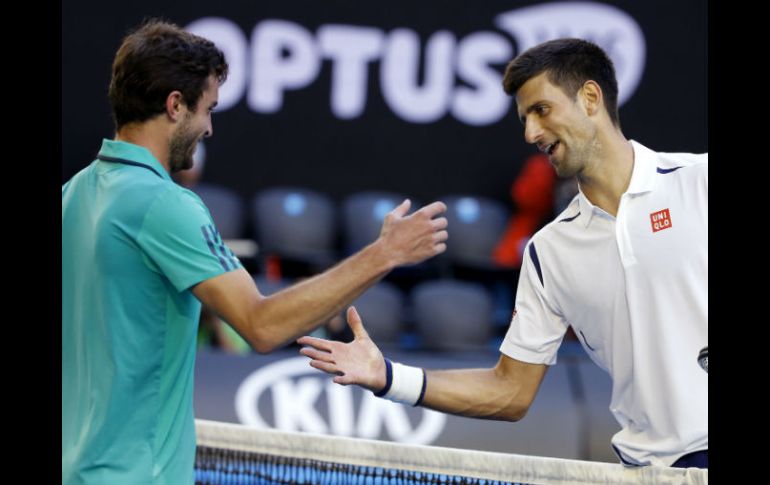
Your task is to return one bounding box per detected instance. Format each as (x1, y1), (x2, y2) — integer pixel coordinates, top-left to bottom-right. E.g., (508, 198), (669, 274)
(165, 91), (184, 121)
(580, 80), (603, 117)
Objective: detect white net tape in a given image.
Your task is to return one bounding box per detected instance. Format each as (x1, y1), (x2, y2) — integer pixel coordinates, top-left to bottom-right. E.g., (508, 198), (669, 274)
(196, 420), (707, 485)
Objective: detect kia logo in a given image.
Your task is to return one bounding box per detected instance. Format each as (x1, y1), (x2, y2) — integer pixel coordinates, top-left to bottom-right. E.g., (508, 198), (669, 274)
(235, 357), (447, 444)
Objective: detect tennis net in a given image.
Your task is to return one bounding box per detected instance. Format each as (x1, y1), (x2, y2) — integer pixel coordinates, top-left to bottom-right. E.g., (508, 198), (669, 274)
(195, 419), (707, 485)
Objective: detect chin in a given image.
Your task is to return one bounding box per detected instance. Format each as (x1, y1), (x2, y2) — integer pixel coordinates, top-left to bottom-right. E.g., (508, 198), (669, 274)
(554, 164), (578, 179)
(170, 159), (193, 174)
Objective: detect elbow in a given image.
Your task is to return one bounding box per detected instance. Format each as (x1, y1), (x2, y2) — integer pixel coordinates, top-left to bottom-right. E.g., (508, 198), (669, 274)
(243, 297), (283, 354)
(251, 343), (277, 355)
(248, 326), (282, 354)
(495, 394), (533, 422)
(249, 337), (276, 354)
(491, 359), (541, 423)
(504, 404), (530, 422)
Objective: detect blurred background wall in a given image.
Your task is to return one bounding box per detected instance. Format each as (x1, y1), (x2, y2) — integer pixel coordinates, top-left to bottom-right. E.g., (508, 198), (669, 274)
(62, 0), (707, 206)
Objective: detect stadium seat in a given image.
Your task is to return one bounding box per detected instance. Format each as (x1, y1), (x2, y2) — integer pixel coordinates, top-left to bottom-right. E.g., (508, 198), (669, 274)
(411, 279), (494, 350)
(351, 280), (405, 345)
(439, 195), (510, 270)
(342, 191), (409, 254)
(193, 183), (246, 239)
(251, 187), (338, 271)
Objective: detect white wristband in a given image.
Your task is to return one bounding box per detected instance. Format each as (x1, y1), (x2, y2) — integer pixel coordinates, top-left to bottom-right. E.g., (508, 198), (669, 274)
(374, 359), (426, 406)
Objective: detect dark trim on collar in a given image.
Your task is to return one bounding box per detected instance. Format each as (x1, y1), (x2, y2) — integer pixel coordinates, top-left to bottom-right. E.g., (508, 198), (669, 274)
(559, 212), (581, 223)
(97, 155), (163, 178)
(657, 166), (683, 174)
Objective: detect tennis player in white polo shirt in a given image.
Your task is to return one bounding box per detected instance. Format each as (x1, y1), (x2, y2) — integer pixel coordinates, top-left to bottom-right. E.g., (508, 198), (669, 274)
(299, 38), (707, 469)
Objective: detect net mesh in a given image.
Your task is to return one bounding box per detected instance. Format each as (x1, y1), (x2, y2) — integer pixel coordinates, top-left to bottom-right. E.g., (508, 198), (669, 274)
(195, 420), (707, 485)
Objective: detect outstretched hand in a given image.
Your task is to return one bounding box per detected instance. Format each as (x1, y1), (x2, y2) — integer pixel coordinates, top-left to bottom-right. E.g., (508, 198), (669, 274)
(297, 307), (386, 392)
(378, 199), (448, 267)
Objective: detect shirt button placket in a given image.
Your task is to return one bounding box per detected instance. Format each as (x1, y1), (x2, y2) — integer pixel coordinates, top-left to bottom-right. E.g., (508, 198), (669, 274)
(616, 195), (637, 267)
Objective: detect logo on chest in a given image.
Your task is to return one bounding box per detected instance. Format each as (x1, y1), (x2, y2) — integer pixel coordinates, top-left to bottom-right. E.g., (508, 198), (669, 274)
(650, 209), (672, 233)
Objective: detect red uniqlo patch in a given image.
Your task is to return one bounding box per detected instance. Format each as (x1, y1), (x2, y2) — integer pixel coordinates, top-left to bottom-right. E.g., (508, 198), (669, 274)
(650, 209), (672, 233)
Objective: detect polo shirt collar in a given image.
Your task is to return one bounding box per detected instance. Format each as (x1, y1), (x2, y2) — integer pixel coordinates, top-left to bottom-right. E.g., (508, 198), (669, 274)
(576, 188), (600, 228)
(96, 139), (172, 182)
(576, 140), (658, 228)
(625, 140), (657, 196)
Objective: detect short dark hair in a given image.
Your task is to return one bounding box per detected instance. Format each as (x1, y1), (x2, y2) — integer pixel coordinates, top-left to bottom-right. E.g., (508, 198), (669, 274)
(108, 19), (228, 130)
(502, 38), (620, 127)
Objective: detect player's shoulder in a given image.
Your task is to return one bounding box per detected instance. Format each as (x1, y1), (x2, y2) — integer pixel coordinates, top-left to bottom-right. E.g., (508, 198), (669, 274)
(654, 149), (707, 175)
(61, 162), (95, 197)
(136, 183), (216, 241)
(149, 182), (210, 218)
(655, 152), (708, 194)
(632, 140), (706, 173)
(530, 195), (581, 246)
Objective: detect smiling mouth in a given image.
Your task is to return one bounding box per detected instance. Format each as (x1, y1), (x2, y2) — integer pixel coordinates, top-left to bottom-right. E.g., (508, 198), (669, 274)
(540, 140), (559, 157)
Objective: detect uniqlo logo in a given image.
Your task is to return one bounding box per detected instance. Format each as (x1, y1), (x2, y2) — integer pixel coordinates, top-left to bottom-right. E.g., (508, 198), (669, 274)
(650, 209), (672, 233)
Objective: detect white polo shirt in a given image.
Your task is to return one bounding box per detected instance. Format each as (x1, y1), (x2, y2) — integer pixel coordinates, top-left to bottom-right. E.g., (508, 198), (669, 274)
(500, 140), (707, 467)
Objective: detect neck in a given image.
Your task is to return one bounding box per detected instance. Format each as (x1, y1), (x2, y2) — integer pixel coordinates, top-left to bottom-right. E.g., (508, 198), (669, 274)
(576, 127), (634, 217)
(115, 119), (171, 174)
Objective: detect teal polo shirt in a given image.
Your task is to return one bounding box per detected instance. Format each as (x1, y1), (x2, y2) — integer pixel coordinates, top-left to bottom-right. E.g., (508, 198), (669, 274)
(62, 140), (242, 485)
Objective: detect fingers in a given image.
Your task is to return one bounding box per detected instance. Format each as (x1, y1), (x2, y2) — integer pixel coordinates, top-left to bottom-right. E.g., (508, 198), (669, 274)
(299, 346), (335, 364)
(309, 359), (343, 376)
(433, 230), (448, 244)
(434, 242), (447, 254)
(390, 199), (412, 218)
(296, 335), (334, 351)
(333, 374), (355, 385)
(417, 201), (447, 219)
(431, 217), (448, 230)
(346, 306), (368, 339)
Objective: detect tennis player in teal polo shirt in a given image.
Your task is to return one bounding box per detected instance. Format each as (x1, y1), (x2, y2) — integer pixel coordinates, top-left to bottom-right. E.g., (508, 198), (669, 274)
(62, 20), (449, 485)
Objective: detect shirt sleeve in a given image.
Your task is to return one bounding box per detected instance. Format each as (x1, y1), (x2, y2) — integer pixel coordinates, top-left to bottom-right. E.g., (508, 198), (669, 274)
(499, 240), (568, 365)
(137, 187), (243, 292)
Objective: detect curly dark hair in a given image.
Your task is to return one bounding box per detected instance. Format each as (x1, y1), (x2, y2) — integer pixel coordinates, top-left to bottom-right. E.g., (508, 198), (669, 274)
(108, 19), (228, 130)
(502, 38), (620, 127)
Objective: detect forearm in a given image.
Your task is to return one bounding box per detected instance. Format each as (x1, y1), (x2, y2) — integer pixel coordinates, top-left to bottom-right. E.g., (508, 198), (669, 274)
(297, 321), (545, 421)
(251, 240), (394, 350)
(197, 199), (447, 353)
(420, 368), (530, 422)
(369, 355), (546, 422)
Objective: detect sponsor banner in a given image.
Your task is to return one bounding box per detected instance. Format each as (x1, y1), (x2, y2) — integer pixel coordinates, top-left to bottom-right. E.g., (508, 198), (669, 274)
(194, 348), (617, 460)
(63, 1), (706, 206)
(184, 2), (645, 126)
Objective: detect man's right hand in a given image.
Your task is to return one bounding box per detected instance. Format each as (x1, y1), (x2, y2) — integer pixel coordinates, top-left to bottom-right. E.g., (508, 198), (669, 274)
(298, 307), (387, 392)
(377, 199), (448, 267)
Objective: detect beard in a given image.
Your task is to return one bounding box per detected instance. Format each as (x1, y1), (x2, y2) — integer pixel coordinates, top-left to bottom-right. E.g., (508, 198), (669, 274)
(553, 149), (583, 178)
(169, 118), (199, 174)
(556, 125), (600, 179)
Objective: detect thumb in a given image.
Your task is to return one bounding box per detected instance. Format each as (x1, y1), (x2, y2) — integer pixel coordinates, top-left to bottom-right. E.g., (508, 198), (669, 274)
(347, 306), (369, 339)
(390, 198), (411, 218)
